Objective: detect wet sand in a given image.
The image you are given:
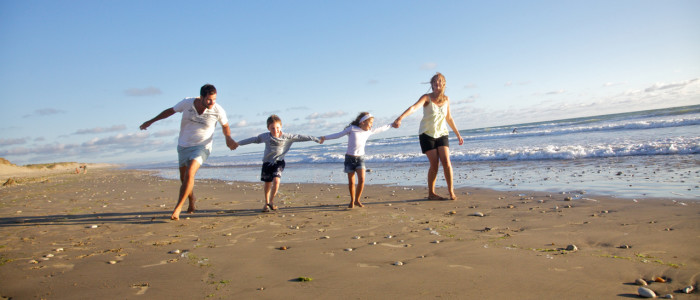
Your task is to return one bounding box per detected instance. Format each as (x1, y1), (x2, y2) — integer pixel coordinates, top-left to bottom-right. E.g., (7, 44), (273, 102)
(0, 168), (698, 299)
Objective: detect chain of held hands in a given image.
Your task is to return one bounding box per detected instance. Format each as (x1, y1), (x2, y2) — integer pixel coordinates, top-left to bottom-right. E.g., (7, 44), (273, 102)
(220, 117), (406, 151)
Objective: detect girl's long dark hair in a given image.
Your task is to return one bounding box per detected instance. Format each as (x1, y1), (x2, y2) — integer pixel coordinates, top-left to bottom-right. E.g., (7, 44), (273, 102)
(348, 112), (370, 128)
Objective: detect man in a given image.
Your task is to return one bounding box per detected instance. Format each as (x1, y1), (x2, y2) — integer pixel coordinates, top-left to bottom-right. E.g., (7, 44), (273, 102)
(140, 84), (237, 220)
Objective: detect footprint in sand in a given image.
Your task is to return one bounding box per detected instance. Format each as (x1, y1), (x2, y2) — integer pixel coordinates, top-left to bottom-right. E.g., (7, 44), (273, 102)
(380, 243), (407, 248)
(141, 260), (169, 268)
(448, 264), (474, 270)
(51, 263), (75, 271)
(131, 284), (149, 295)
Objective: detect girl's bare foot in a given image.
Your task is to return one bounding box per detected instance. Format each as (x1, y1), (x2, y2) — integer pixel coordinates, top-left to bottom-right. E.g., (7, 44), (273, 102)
(449, 193), (458, 200)
(262, 203), (278, 212)
(348, 203), (355, 209)
(355, 201), (364, 207)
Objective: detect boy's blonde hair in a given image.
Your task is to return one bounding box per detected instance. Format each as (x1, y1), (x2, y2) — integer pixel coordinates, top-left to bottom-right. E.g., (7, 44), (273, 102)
(267, 115), (282, 127)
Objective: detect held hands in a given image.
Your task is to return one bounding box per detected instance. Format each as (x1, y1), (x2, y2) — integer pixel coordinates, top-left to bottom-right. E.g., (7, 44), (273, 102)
(226, 138), (239, 151)
(392, 119), (401, 128)
(319, 137), (325, 144)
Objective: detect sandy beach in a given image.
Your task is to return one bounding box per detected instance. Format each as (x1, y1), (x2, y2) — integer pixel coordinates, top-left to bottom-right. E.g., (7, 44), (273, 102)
(0, 166), (698, 299)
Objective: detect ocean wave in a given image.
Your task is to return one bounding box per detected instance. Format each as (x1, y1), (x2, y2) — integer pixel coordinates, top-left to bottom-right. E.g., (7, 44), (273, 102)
(280, 138), (700, 164)
(461, 117), (700, 142)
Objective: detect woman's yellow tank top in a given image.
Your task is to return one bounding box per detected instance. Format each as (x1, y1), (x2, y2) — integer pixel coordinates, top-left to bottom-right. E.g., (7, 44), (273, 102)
(419, 97), (449, 138)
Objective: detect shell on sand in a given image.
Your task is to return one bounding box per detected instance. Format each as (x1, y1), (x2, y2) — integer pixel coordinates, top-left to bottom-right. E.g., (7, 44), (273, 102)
(393, 261), (403, 266)
(638, 287), (656, 298)
(470, 212), (485, 217)
(682, 286), (694, 294)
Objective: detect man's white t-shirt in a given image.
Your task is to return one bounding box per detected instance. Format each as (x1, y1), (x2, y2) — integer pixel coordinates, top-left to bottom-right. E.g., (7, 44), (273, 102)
(172, 98), (229, 148)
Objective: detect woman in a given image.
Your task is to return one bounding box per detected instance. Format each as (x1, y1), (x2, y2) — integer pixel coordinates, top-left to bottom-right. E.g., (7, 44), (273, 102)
(393, 73), (464, 200)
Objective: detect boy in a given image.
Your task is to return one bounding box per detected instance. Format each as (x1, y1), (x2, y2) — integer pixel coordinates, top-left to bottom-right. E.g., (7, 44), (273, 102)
(235, 115), (324, 212)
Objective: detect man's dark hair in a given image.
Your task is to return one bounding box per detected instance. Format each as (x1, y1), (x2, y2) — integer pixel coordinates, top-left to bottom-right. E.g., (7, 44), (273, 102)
(200, 84), (217, 98)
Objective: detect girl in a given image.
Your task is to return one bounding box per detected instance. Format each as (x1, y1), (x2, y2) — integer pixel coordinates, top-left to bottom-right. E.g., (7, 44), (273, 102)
(323, 112), (392, 208)
(393, 72), (464, 200)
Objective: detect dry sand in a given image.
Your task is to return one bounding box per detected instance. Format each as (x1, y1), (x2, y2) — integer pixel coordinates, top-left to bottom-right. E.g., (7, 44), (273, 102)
(0, 167), (698, 299)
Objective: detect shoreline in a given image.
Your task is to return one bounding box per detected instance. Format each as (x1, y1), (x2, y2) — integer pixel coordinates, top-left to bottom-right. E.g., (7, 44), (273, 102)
(0, 168), (698, 299)
(132, 153), (700, 200)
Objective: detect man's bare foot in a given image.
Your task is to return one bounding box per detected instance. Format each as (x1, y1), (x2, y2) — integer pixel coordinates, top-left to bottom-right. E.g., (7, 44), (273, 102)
(355, 201), (364, 207)
(428, 194), (447, 200)
(449, 193), (458, 200)
(187, 197), (197, 213)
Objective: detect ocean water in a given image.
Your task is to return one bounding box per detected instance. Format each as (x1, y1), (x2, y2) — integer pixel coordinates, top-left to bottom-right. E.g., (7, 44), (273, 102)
(133, 105), (700, 200)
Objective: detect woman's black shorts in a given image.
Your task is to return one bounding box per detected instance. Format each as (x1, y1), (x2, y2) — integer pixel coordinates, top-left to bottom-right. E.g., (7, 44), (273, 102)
(419, 133), (449, 153)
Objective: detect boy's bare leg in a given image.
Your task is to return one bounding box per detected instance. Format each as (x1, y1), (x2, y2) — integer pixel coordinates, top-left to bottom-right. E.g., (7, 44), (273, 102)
(438, 146), (457, 200)
(263, 178), (280, 211)
(354, 169), (366, 207)
(263, 181), (272, 211)
(269, 177), (280, 209)
(347, 172), (356, 208)
(173, 160), (201, 220)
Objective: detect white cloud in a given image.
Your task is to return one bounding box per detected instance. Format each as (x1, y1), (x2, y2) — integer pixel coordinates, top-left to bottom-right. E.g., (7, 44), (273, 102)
(452, 95), (478, 105)
(603, 81), (626, 87)
(23, 108), (65, 118)
(644, 78), (698, 93)
(545, 90), (566, 95)
(0, 138), (27, 146)
(306, 110), (348, 120)
(74, 124), (126, 135)
(124, 86), (162, 97)
(232, 120), (248, 128)
(153, 129), (179, 137)
(286, 106), (309, 111)
(421, 62), (437, 70)
(83, 132), (149, 147)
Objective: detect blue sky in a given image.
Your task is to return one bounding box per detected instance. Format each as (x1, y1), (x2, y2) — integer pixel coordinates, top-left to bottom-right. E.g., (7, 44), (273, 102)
(1, 0), (698, 165)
